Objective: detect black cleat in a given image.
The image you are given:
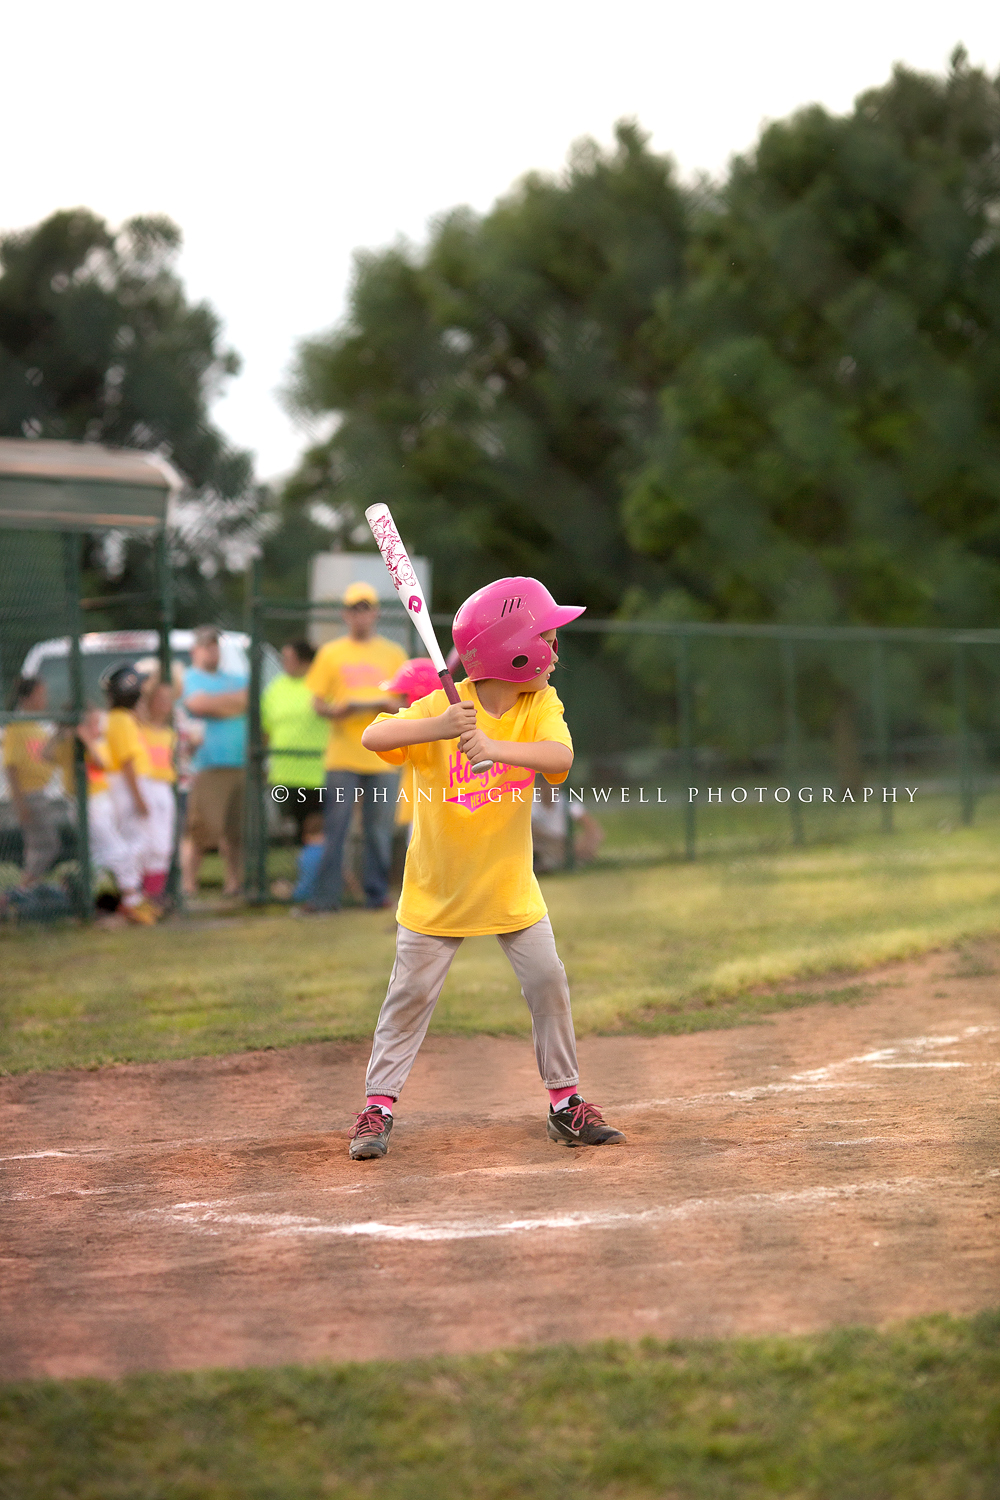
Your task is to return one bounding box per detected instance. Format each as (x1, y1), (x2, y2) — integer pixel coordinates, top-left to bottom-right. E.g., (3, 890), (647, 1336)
(546, 1095), (625, 1147)
(349, 1105), (393, 1160)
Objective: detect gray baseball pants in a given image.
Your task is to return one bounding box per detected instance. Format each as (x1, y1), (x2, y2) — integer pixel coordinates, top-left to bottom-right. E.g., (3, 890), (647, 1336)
(20, 792), (61, 881)
(365, 915), (579, 1100)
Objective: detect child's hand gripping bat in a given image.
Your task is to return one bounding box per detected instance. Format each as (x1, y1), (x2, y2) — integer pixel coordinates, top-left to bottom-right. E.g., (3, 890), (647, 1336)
(365, 504), (493, 774)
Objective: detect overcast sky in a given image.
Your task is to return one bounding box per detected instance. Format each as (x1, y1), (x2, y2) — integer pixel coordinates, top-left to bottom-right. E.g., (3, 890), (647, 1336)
(4, 1), (998, 481)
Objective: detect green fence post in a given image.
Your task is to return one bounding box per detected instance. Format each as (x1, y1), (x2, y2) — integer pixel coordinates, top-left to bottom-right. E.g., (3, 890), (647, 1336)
(155, 528), (182, 906)
(871, 640), (892, 833)
(564, 792), (577, 872)
(677, 633), (696, 860)
(157, 527), (173, 680)
(781, 638), (804, 846)
(61, 531), (91, 920)
(243, 558), (268, 903)
(954, 644), (974, 826)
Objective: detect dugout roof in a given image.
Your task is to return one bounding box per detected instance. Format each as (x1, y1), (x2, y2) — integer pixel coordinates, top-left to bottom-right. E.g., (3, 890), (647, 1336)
(0, 438), (183, 532)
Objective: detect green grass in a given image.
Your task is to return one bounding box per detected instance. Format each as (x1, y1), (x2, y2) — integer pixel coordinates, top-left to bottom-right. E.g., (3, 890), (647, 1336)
(2, 794), (1000, 1075)
(1, 1313), (997, 1498)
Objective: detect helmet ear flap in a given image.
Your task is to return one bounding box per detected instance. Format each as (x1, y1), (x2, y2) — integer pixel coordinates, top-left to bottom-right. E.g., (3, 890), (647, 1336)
(511, 654), (529, 669)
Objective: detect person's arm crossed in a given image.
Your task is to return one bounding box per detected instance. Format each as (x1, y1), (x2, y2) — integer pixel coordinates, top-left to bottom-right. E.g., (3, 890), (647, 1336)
(184, 687), (248, 719)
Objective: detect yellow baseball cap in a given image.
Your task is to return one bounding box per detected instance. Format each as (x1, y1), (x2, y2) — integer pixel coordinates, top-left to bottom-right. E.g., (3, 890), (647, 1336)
(343, 581), (379, 607)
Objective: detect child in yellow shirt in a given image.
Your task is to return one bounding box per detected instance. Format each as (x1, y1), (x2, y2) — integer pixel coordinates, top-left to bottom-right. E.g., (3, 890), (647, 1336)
(349, 577), (625, 1160)
(380, 657), (442, 846)
(99, 665), (159, 925)
(136, 673), (178, 903)
(3, 677), (60, 888)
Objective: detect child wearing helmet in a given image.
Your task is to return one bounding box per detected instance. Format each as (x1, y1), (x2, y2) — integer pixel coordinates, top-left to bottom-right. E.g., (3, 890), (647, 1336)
(379, 657), (443, 846)
(100, 664), (160, 925)
(351, 578), (625, 1160)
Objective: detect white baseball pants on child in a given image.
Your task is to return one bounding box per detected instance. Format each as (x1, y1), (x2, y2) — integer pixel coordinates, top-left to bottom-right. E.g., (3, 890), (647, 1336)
(88, 789), (140, 893)
(107, 773), (149, 884)
(140, 779), (176, 876)
(364, 915), (579, 1100)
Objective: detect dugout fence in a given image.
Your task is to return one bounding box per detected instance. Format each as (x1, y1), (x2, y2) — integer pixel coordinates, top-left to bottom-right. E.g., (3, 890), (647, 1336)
(242, 569), (1000, 892)
(0, 440), (180, 918)
(241, 558), (426, 903)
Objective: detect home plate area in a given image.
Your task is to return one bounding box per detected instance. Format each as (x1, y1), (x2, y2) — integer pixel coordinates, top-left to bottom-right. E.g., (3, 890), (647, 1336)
(2, 947), (997, 1382)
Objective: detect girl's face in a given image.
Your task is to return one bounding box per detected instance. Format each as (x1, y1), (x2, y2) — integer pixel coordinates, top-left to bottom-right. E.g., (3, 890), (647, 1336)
(150, 684), (174, 724)
(522, 630), (559, 693)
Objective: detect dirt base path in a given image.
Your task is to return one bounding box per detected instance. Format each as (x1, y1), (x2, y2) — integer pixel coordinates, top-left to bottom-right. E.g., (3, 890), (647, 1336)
(2, 945), (998, 1381)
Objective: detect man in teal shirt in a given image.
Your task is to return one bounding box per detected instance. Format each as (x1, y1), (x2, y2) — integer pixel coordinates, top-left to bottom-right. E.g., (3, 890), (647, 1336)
(261, 641), (327, 842)
(181, 625), (248, 897)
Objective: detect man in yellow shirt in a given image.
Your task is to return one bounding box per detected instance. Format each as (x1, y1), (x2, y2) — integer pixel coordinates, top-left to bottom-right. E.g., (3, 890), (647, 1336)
(3, 676), (60, 888)
(346, 575), (625, 1161)
(302, 581), (407, 912)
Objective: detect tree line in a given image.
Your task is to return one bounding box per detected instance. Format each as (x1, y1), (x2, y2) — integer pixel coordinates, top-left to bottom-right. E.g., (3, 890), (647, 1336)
(3, 52), (999, 656)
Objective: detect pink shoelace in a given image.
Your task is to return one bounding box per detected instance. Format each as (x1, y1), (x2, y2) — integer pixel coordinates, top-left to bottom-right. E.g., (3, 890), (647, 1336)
(566, 1098), (603, 1130)
(350, 1105), (388, 1139)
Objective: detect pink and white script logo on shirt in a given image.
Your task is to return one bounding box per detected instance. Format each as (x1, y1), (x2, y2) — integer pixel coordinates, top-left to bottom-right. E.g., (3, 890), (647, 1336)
(443, 751), (533, 811)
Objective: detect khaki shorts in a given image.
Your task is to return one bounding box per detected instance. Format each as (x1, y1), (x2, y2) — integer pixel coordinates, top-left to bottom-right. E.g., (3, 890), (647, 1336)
(184, 767), (244, 852)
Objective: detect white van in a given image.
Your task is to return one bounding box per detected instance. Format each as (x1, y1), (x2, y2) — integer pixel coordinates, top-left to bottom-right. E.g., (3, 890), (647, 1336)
(1, 629), (281, 818)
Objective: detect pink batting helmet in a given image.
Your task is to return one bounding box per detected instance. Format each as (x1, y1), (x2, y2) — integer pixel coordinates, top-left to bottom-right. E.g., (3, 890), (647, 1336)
(452, 577), (585, 684)
(381, 657), (442, 706)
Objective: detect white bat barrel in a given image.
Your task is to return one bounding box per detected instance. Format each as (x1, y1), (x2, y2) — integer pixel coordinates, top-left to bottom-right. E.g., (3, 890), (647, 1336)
(365, 504), (492, 774)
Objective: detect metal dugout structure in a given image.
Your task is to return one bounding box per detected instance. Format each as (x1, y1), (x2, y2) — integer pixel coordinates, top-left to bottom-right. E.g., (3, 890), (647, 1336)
(0, 439), (182, 916)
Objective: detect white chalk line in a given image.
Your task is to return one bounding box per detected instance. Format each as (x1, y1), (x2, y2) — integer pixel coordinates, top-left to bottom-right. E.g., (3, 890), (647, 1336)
(635, 1025), (998, 1108)
(134, 1174), (992, 1245)
(4, 1027), (995, 1168)
(1, 1150), (77, 1162)
(5, 1182), (153, 1204)
(0, 1136), (250, 1165)
(1, 1162), (591, 1206)
(815, 1137), (900, 1147)
(0, 1130), (345, 1167)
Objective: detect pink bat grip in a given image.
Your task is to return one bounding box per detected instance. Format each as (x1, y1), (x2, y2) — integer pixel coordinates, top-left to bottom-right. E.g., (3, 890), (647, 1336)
(439, 669), (493, 775)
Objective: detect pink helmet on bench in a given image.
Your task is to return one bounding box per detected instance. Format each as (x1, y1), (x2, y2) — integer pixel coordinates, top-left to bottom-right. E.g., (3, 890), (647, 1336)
(381, 657), (442, 706)
(452, 577), (585, 684)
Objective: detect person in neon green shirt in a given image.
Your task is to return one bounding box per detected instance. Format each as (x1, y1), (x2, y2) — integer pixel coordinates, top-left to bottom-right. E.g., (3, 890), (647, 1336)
(261, 641), (328, 842)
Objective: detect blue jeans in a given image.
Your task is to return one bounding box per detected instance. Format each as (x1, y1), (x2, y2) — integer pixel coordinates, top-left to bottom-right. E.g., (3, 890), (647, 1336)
(309, 771), (397, 910)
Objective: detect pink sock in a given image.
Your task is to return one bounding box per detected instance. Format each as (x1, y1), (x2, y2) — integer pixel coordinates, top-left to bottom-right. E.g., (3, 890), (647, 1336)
(548, 1085), (578, 1108)
(143, 872), (167, 898)
(367, 1095), (394, 1112)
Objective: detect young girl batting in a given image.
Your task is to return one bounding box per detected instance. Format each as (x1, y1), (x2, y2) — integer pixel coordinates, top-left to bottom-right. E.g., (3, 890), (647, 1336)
(350, 577), (625, 1160)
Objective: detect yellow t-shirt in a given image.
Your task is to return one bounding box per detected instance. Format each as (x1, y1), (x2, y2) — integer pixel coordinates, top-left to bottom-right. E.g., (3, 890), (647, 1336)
(87, 740), (110, 796)
(2, 721), (53, 794)
(138, 723), (177, 783)
(104, 708), (152, 777)
(53, 735), (110, 797)
(306, 635), (408, 774)
(395, 760), (415, 826)
(373, 681), (573, 937)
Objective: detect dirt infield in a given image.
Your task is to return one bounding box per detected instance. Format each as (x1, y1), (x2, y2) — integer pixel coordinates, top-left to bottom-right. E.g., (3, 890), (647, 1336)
(2, 943), (998, 1381)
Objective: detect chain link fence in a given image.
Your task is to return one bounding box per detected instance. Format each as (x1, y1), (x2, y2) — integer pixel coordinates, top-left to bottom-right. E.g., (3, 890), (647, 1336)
(0, 527), (175, 917)
(6, 539), (999, 916)
(242, 586), (1000, 897)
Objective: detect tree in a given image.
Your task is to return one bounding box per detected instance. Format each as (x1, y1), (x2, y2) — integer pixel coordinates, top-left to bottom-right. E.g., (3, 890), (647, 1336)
(0, 209), (260, 623)
(619, 53), (1000, 778)
(624, 52), (1000, 631)
(282, 123), (688, 613)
